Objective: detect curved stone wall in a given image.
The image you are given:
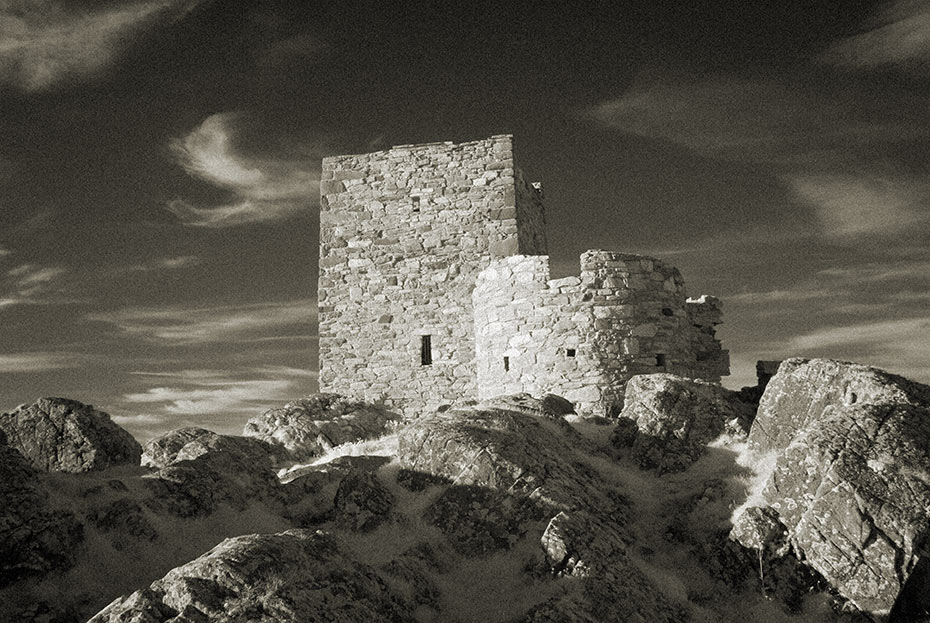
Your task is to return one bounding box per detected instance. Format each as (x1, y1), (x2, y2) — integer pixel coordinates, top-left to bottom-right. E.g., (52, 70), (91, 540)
(473, 252), (729, 416)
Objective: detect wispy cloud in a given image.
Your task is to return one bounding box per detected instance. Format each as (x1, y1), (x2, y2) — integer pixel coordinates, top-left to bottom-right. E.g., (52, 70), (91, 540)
(0, 263), (69, 308)
(124, 379), (296, 415)
(0, 351), (83, 373)
(822, 0), (930, 70)
(588, 76), (925, 168)
(87, 298), (316, 344)
(0, 0), (201, 92)
(0, 245), (11, 258)
(122, 254), (202, 272)
(588, 74), (929, 240)
(789, 173), (928, 238)
(167, 112), (321, 227)
(122, 366), (312, 419)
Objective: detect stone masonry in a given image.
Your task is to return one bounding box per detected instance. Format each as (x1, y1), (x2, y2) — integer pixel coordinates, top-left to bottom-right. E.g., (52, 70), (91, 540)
(318, 136), (546, 415)
(473, 253), (728, 416)
(318, 135), (728, 416)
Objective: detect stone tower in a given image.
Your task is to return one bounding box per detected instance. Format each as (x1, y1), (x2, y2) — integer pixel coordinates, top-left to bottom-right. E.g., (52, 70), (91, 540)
(318, 135), (547, 414)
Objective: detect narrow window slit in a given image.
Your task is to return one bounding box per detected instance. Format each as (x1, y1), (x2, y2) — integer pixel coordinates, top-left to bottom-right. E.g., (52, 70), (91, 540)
(503, 356), (510, 372)
(421, 335), (432, 365)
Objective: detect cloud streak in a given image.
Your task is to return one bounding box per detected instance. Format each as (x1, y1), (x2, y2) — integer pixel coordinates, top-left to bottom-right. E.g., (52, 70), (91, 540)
(167, 112), (321, 227)
(0, 0), (200, 92)
(0, 351), (84, 373)
(0, 263), (69, 308)
(121, 366), (313, 424)
(87, 298), (316, 344)
(822, 0), (930, 70)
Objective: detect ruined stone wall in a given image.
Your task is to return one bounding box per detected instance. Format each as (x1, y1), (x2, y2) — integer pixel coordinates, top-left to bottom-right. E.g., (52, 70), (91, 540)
(318, 135), (546, 415)
(473, 251), (729, 416)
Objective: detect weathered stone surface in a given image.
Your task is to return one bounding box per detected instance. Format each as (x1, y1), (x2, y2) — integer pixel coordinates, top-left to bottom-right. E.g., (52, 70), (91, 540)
(730, 505), (788, 554)
(89, 530), (415, 622)
(763, 401), (930, 617)
(142, 426), (286, 469)
(143, 433), (282, 517)
(748, 357), (930, 453)
(740, 359), (930, 618)
(243, 394), (400, 462)
(0, 397), (141, 472)
(333, 470), (394, 532)
(0, 444), (83, 586)
(319, 136), (548, 416)
(475, 254), (730, 417)
(612, 373), (755, 471)
(396, 405), (604, 511)
(476, 392), (575, 419)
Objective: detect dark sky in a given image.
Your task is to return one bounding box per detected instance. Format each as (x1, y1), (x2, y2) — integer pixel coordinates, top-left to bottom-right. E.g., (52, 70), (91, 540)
(2, 0), (928, 441)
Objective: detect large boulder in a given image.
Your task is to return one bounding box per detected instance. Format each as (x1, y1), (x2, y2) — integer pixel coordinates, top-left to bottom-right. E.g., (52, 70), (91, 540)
(142, 429), (283, 517)
(89, 530), (415, 622)
(611, 374), (755, 472)
(243, 394), (400, 462)
(0, 444), (83, 586)
(396, 399), (601, 511)
(0, 398), (141, 472)
(141, 427), (287, 469)
(748, 357), (930, 453)
(738, 359), (930, 619)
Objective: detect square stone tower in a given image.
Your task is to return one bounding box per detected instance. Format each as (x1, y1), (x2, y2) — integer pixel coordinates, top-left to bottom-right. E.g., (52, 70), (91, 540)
(318, 135), (547, 414)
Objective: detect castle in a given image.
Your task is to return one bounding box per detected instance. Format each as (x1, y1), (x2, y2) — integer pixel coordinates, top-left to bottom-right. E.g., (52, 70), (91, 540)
(318, 135), (729, 416)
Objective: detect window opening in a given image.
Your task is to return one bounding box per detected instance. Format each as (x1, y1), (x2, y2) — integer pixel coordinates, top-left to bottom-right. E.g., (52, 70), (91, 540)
(504, 356), (510, 372)
(566, 349), (576, 358)
(421, 335), (432, 365)
(656, 353), (666, 367)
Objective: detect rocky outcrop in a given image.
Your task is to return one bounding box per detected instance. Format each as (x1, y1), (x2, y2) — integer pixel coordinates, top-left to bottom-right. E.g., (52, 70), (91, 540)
(89, 530), (415, 622)
(243, 394), (400, 462)
(0, 444), (83, 586)
(396, 401), (600, 511)
(611, 374), (755, 471)
(141, 427), (287, 469)
(0, 398), (142, 472)
(474, 393), (575, 420)
(748, 357), (930, 453)
(142, 429), (283, 517)
(737, 358), (930, 619)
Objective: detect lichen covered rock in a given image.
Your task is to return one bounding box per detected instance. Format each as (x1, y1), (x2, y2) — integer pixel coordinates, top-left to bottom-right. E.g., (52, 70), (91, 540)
(0, 444), (83, 586)
(243, 393), (400, 462)
(0, 397), (141, 472)
(89, 530), (415, 622)
(748, 357), (930, 453)
(742, 359), (930, 618)
(142, 426), (287, 469)
(612, 374), (755, 472)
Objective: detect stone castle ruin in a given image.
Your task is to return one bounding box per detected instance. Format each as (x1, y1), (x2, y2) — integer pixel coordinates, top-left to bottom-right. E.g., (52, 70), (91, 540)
(318, 135), (728, 416)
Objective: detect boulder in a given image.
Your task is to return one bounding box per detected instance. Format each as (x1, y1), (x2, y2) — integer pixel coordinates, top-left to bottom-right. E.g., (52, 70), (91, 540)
(0, 397), (142, 472)
(142, 432), (282, 517)
(0, 444), (83, 586)
(740, 359), (930, 618)
(476, 393), (575, 419)
(396, 404), (603, 511)
(762, 401), (930, 618)
(243, 393), (400, 462)
(141, 427), (287, 469)
(89, 530), (415, 622)
(611, 374), (755, 472)
(748, 357), (930, 453)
